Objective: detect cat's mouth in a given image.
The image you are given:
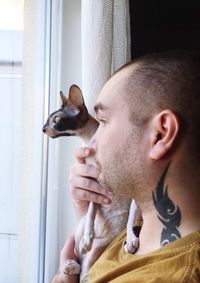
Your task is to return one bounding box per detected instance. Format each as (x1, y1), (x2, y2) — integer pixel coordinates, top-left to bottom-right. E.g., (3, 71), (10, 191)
(43, 127), (76, 138)
(52, 133), (76, 138)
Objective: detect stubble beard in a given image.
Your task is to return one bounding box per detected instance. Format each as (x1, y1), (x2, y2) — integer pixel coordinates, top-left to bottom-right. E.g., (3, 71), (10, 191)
(97, 130), (147, 201)
(97, 147), (140, 198)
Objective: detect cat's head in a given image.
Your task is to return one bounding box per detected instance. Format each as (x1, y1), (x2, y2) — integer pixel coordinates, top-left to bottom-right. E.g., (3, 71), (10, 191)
(42, 84), (89, 138)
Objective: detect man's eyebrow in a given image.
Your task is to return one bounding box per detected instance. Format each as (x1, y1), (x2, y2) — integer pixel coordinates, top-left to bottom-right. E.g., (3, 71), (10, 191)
(94, 103), (108, 113)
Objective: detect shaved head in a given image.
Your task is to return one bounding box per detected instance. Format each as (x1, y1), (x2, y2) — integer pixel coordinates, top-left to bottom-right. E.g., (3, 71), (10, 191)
(110, 50), (200, 153)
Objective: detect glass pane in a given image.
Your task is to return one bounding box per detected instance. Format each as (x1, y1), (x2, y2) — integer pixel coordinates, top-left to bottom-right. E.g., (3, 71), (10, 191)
(0, 1), (23, 282)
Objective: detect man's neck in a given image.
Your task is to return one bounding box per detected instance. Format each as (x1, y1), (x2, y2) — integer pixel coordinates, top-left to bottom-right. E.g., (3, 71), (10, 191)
(135, 161), (200, 255)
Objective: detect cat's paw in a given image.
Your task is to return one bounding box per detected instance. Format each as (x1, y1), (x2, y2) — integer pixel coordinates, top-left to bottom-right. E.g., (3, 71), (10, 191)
(62, 259), (81, 275)
(79, 231), (94, 255)
(124, 235), (139, 254)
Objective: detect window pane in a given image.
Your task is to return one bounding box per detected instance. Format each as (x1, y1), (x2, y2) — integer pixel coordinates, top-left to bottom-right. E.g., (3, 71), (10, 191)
(0, 1), (23, 282)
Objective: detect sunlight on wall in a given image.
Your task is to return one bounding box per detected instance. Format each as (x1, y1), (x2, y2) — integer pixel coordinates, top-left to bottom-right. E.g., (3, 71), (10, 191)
(0, 0), (24, 30)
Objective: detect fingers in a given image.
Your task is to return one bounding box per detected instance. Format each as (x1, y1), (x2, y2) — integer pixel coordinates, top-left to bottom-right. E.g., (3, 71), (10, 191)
(75, 147), (96, 164)
(69, 173), (112, 218)
(72, 187), (112, 205)
(51, 233), (79, 283)
(70, 148), (113, 203)
(70, 176), (112, 203)
(70, 163), (100, 180)
(69, 146), (113, 219)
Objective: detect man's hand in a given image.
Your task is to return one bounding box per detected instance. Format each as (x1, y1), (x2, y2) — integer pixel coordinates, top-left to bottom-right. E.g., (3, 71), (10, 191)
(52, 233), (79, 283)
(52, 147), (113, 282)
(69, 147), (113, 219)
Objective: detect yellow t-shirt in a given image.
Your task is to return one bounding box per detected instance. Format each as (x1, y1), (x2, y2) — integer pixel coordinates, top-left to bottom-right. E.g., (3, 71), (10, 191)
(81, 230), (200, 283)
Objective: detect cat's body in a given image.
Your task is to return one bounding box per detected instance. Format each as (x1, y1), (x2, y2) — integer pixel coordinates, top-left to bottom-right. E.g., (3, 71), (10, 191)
(43, 85), (142, 281)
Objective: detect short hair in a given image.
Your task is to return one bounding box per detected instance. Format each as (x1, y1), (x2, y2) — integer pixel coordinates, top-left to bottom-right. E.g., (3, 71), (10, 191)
(115, 50), (200, 152)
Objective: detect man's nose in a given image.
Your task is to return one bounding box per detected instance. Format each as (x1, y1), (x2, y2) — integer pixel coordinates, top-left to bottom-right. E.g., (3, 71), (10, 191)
(88, 132), (97, 151)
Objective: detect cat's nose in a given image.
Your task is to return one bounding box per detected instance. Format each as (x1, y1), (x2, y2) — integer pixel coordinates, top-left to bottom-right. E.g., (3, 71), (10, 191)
(42, 125), (47, 133)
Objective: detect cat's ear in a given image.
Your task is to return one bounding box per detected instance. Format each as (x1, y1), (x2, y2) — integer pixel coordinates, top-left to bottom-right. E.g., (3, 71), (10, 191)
(68, 84), (84, 107)
(60, 91), (67, 106)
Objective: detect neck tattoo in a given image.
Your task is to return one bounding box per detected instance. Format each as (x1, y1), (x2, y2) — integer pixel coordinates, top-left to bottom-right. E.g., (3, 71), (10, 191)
(152, 162), (181, 246)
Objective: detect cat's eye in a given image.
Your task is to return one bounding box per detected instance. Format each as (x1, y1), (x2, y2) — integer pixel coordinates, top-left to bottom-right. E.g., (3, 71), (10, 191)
(54, 116), (61, 123)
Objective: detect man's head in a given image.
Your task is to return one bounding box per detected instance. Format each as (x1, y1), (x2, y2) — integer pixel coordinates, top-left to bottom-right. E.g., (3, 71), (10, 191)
(89, 50), (200, 200)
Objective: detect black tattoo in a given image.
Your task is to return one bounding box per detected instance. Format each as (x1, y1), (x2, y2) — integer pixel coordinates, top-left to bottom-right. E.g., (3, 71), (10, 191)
(152, 162), (181, 246)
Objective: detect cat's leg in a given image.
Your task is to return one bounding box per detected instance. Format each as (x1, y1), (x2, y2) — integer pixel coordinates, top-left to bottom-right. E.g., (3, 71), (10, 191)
(124, 199), (142, 254)
(80, 238), (110, 280)
(62, 259), (81, 275)
(51, 260), (81, 283)
(79, 202), (99, 254)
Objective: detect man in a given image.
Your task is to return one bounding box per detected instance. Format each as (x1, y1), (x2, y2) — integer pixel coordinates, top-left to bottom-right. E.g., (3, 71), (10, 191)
(53, 50), (200, 282)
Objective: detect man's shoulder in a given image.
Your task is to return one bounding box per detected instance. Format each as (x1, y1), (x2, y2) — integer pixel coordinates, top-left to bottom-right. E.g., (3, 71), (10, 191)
(83, 230), (200, 283)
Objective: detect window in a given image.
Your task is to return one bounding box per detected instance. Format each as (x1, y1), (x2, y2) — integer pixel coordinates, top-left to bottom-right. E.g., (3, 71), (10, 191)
(0, 1), (23, 282)
(0, 1), (81, 282)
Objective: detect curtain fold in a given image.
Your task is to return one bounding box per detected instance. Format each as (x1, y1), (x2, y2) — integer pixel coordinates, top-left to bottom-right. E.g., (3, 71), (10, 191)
(81, 0), (131, 114)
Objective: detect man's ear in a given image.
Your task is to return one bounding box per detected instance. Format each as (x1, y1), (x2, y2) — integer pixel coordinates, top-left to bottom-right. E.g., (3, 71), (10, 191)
(68, 84), (84, 107)
(149, 110), (180, 160)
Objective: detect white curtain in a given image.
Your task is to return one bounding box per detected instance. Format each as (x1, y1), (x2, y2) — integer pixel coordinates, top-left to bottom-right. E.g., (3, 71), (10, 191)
(81, 0), (131, 113)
